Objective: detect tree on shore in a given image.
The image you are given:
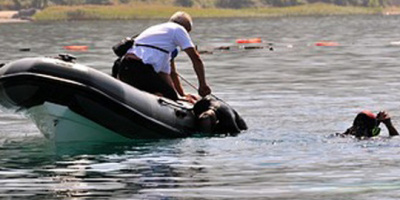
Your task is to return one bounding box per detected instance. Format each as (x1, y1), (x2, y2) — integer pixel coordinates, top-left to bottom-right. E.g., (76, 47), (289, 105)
(215, 0), (255, 8)
(261, 0), (306, 7)
(175, 0), (194, 7)
(10, 0), (47, 9)
(33, 0), (48, 8)
(11, 0), (21, 9)
(46, 0), (112, 5)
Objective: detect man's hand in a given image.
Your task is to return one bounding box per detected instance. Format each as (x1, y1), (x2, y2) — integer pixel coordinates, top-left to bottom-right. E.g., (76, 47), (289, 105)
(198, 84), (211, 97)
(183, 93), (199, 104)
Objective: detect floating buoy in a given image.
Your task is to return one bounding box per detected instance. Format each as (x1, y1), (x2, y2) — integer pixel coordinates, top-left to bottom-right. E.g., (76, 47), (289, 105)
(19, 48), (31, 52)
(243, 46), (264, 50)
(236, 38), (262, 44)
(315, 41), (339, 47)
(63, 45), (89, 51)
(390, 41), (400, 46)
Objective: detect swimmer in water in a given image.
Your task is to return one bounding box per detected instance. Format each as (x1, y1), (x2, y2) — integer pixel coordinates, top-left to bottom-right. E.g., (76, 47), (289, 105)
(193, 96), (247, 134)
(337, 110), (398, 139)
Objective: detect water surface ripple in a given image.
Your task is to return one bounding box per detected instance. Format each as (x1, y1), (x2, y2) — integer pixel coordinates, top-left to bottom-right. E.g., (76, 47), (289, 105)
(1, 15), (400, 199)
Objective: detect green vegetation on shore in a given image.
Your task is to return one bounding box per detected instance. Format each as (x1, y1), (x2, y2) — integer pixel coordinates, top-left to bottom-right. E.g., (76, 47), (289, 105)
(1, 0), (397, 21)
(33, 3), (383, 21)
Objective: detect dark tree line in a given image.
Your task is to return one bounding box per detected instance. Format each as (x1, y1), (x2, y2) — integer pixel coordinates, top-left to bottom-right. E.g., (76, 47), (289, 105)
(5, 0), (112, 10)
(175, 0), (395, 7)
(2, 0), (398, 10)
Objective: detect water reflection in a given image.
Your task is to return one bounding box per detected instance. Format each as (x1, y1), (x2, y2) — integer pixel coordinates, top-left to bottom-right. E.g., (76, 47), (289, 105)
(2, 15), (400, 199)
(0, 138), (216, 198)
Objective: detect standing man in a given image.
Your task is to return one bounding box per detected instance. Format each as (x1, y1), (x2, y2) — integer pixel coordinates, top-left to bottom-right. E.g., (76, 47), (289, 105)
(117, 11), (211, 103)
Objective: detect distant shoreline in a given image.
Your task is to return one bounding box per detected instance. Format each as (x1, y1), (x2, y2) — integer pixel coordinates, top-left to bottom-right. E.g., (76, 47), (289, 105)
(2, 4), (400, 22)
(32, 4), (387, 21)
(383, 7), (400, 15)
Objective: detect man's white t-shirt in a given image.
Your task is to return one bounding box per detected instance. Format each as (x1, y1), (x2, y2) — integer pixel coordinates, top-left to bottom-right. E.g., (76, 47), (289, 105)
(126, 22), (195, 74)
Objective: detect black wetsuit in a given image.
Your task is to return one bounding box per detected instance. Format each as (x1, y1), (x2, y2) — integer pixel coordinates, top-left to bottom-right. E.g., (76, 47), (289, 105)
(193, 96), (247, 134)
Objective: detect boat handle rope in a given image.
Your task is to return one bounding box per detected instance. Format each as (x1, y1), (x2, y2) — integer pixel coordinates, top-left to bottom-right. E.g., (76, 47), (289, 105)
(177, 73), (229, 105)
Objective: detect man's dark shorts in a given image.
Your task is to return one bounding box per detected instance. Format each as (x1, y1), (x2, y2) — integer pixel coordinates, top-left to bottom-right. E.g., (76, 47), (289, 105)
(117, 54), (179, 101)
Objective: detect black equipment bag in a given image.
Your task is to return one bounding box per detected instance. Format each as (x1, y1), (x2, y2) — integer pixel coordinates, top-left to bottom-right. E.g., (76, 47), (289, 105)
(112, 37), (134, 57)
(111, 57), (122, 78)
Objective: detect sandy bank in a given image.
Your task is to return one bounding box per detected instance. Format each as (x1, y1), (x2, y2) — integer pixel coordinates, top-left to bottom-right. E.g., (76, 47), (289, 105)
(0, 10), (29, 23)
(0, 11), (17, 18)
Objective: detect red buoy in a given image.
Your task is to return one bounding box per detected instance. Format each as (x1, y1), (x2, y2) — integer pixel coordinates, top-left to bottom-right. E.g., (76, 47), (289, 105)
(315, 41), (339, 46)
(236, 38), (262, 44)
(64, 45), (89, 51)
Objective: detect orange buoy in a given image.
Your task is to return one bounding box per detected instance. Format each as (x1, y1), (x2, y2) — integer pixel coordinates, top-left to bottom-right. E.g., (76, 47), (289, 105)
(236, 38), (262, 44)
(64, 45), (89, 51)
(315, 41), (339, 47)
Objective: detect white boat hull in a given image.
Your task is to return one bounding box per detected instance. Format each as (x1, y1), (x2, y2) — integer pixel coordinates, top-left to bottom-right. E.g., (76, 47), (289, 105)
(27, 102), (131, 142)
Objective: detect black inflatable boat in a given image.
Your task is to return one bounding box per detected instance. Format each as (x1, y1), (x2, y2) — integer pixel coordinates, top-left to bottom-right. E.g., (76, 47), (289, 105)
(0, 56), (246, 142)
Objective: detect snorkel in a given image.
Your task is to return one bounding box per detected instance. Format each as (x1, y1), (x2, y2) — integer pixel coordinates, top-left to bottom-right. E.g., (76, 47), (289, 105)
(371, 126), (381, 137)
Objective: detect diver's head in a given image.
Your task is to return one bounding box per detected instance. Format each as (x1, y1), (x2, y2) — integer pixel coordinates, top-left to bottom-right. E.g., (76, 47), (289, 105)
(169, 11), (193, 32)
(352, 110), (380, 138)
(197, 110), (217, 133)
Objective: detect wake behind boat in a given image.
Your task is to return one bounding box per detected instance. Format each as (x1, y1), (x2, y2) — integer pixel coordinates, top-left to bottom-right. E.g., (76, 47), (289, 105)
(0, 55), (246, 142)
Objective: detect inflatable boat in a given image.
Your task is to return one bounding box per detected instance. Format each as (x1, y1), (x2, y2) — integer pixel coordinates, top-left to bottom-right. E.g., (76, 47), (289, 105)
(0, 55), (246, 142)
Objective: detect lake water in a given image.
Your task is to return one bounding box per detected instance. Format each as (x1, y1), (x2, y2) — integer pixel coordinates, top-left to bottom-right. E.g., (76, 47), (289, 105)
(1, 15), (400, 199)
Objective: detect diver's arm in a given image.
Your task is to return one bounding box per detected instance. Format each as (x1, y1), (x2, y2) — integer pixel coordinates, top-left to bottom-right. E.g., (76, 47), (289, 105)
(335, 127), (354, 137)
(377, 111), (399, 136)
(342, 127), (353, 135)
(382, 119), (399, 136)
